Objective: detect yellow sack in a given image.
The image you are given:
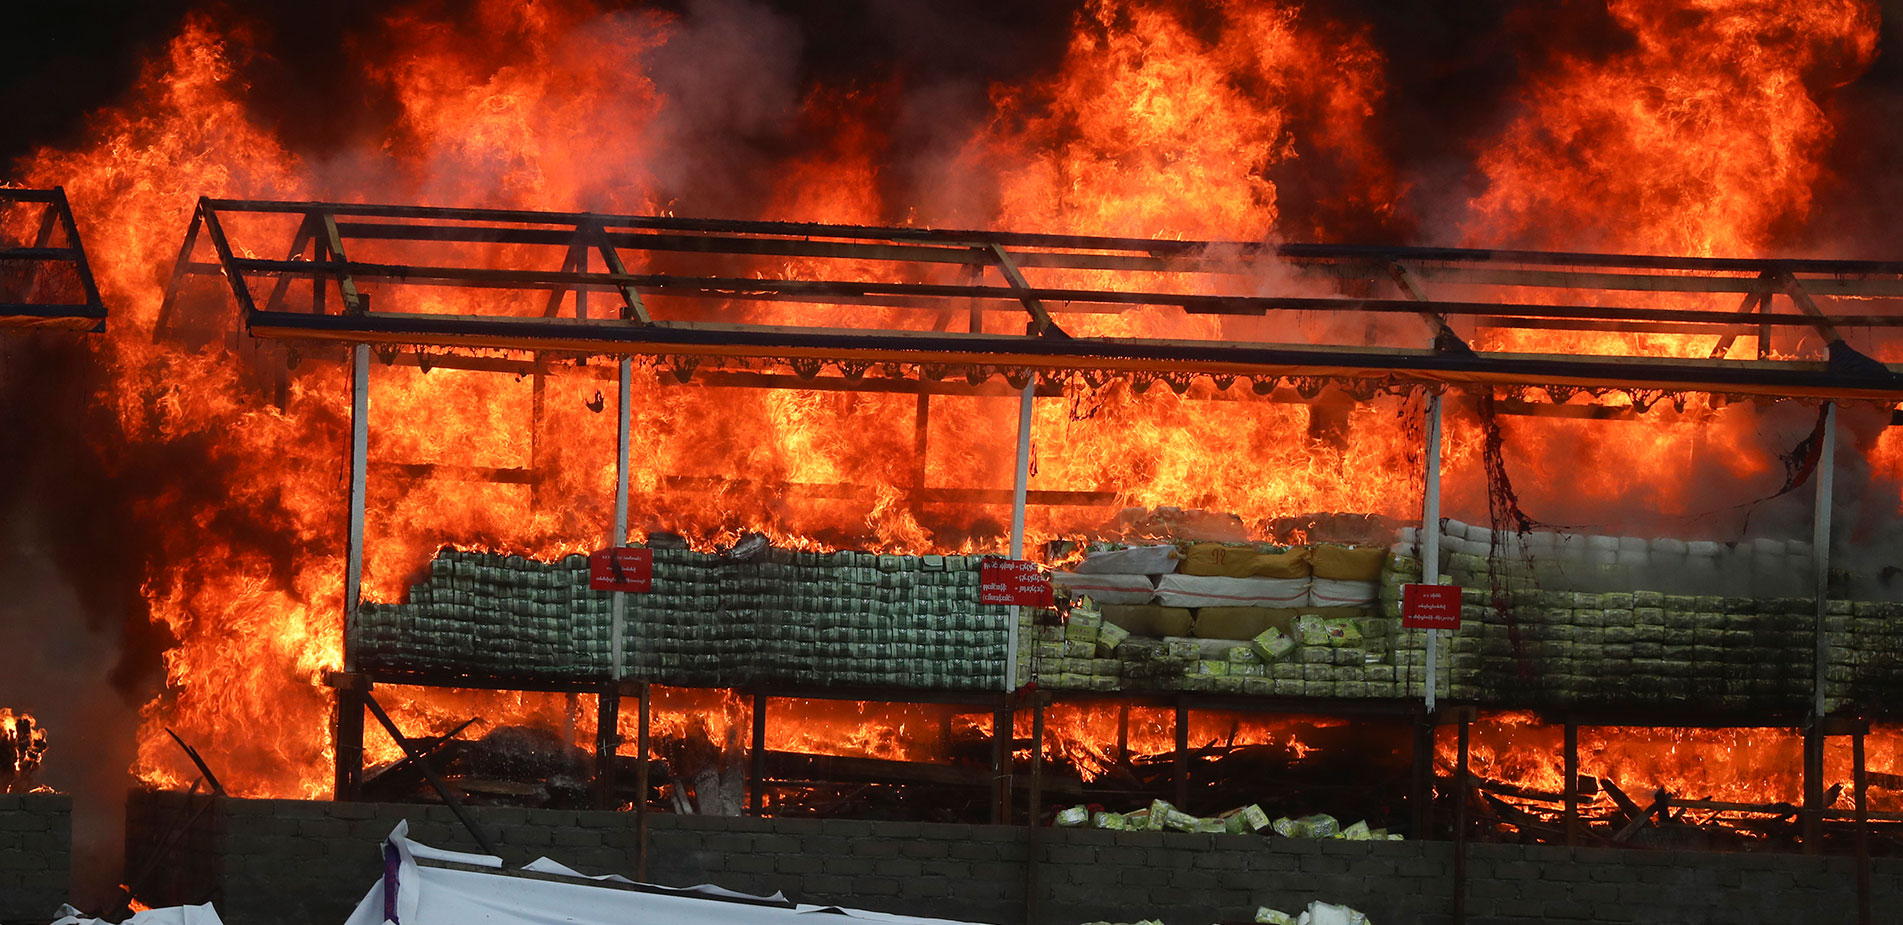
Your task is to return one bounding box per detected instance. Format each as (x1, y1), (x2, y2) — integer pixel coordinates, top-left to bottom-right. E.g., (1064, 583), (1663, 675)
(1309, 544), (1386, 581)
(1248, 547), (1312, 579)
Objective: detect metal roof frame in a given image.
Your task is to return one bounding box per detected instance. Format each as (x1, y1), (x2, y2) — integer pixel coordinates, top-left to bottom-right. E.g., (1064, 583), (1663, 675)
(162, 197), (1903, 400)
(1, 187), (106, 332)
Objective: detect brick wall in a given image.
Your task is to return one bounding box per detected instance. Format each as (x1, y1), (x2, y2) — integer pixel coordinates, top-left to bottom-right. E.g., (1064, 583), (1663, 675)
(0, 794), (72, 925)
(127, 793), (1898, 925)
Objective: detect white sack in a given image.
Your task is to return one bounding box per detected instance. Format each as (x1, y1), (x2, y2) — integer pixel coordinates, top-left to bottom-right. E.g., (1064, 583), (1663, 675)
(1050, 572), (1156, 604)
(1309, 578), (1378, 607)
(1154, 574), (1310, 608)
(1074, 544), (1180, 576)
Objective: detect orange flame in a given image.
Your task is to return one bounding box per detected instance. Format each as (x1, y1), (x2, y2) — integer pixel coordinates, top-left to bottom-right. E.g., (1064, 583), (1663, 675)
(4, 0), (1896, 807)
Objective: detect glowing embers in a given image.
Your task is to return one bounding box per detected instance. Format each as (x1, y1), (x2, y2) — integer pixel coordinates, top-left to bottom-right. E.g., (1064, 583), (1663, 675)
(1438, 712), (1903, 850)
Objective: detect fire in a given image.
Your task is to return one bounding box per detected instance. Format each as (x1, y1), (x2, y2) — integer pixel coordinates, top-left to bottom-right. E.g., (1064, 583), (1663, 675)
(3, 0), (1897, 809)
(2, 709), (50, 794)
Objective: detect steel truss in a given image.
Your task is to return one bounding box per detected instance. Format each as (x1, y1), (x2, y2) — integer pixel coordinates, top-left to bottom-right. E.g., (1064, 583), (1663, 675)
(0, 187), (105, 332)
(161, 198), (1903, 401)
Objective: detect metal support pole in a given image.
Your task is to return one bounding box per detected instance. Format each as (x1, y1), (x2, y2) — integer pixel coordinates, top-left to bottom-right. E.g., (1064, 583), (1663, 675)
(593, 684), (619, 810)
(1174, 701), (1190, 808)
(1422, 392), (1444, 709)
(1856, 726), (1871, 925)
(992, 702), (1013, 825)
(1024, 692), (1046, 925)
(1813, 401), (1837, 718)
(1804, 726), (1825, 853)
(611, 356), (632, 680)
(1010, 377), (1034, 558)
(1806, 402), (1836, 852)
(344, 343), (369, 671)
(750, 693), (767, 815)
(636, 681), (650, 881)
(1411, 711), (1432, 838)
(1115, 703), (1130, 767)
(1006, 377), (1034, 691)
(1454, 713), (1470, 925)
(332, 685), (365, 801)
(1563, 720), (1579, 846)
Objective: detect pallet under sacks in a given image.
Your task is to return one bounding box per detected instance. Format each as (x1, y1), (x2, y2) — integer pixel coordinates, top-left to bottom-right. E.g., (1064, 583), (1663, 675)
(355, 547), (1011, 690)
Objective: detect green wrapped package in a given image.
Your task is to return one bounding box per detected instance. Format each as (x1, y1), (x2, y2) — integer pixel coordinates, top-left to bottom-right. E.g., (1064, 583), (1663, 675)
(1092, 810), (1128, 830)
(1194, 660), (1230, 677)
(1337, 820), (1372, 839)
(1054, 805), (1090, 827)
(1324, 618), (1362, 646)
(1228, 645), (1262, 664)
(1096, 620), (1130, 655)
(1146, 800), (1174, 830)
(1292, 615), (1330, 646)
(1222, 803), (1271, 833)
(1252, 626), (1297, 663)
(1255, 908), (1297, 925)
(1195, 816), (1227, 834)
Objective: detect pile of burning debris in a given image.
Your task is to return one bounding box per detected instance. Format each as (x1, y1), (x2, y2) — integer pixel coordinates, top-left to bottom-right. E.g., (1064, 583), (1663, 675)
(2, 708), (49, 794)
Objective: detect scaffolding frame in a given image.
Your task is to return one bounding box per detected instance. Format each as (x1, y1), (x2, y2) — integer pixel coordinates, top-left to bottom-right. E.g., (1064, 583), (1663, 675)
(1, 187), (106, 332)
(161, 198), (1903, 400)
(159, 200), (1893, 897)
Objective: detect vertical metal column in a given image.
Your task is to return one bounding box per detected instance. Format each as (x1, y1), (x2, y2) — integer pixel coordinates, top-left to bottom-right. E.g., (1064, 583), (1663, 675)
(749, 693), (767, 815)
(992, 702), (1014, 825)
(593, 684), (619, 810)
(1023, 692), (1046, 925)
(1453, 713), (1471, 925)
(611, 356), (632, 679)
(1006, 378), (1034, 692)
(1856, 725), (1871, 925)
(1805, 402), (1837, 850)
(1563, 720), (1579, 845)
(1422, 392), (1444, 710)
(635, 681), (651, 881)
(335, 343), (370, 800)
(344, 343), (370, 671)
(1174, 701), (1190, 808)
(1813, 401), (1837, 717)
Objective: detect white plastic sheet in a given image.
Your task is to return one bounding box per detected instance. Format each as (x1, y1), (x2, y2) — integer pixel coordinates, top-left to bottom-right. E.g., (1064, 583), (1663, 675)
(49, 903), (223, 925)
(344, 822), (994, 925)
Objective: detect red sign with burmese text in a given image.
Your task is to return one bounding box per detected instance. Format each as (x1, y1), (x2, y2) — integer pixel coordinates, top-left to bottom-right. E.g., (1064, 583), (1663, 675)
(1401, 583), (1461, 630)
(589, 547), (654, 592)
(980, 557), (1053, 607)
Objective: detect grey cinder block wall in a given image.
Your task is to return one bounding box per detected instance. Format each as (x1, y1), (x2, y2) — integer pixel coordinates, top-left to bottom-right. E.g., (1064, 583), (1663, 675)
(0, 794), (72, 925)
(125, 793), (1898, 925)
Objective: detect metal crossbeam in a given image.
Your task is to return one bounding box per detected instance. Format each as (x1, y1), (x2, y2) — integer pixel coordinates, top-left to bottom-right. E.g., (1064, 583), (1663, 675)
(166, 197), (1903, 399)
(0, 187), (107, 332)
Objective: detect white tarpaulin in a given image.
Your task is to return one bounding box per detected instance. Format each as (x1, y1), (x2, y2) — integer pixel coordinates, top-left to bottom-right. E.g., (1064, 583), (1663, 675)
(49, 903), (223, 925)
(343, 821), (995, 925)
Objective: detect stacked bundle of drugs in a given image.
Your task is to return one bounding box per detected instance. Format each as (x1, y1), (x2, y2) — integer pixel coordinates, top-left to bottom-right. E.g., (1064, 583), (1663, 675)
(357, 549), (607, 678)
(1384, 550), (1816, 708)
(359, 546), (1010, 690)
(1823, 600), (1903, 712)
(1401, 522), (1816, 597)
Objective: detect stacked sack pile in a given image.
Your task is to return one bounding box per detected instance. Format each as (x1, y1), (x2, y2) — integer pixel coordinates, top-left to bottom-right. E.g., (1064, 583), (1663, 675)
(1034, 541), (1434, 698)
(1384, 521), (1821, 709)
(1823, 600), (1903, 712)
(358, 546), (1011, 690)
(357, 550), (607, 678)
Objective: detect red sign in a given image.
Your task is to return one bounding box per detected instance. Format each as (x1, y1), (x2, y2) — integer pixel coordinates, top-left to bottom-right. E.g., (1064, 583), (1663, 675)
(980, 557), (1053, 607)
(589, 547), (654, 592)
(1401, 583), (1461, 630)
